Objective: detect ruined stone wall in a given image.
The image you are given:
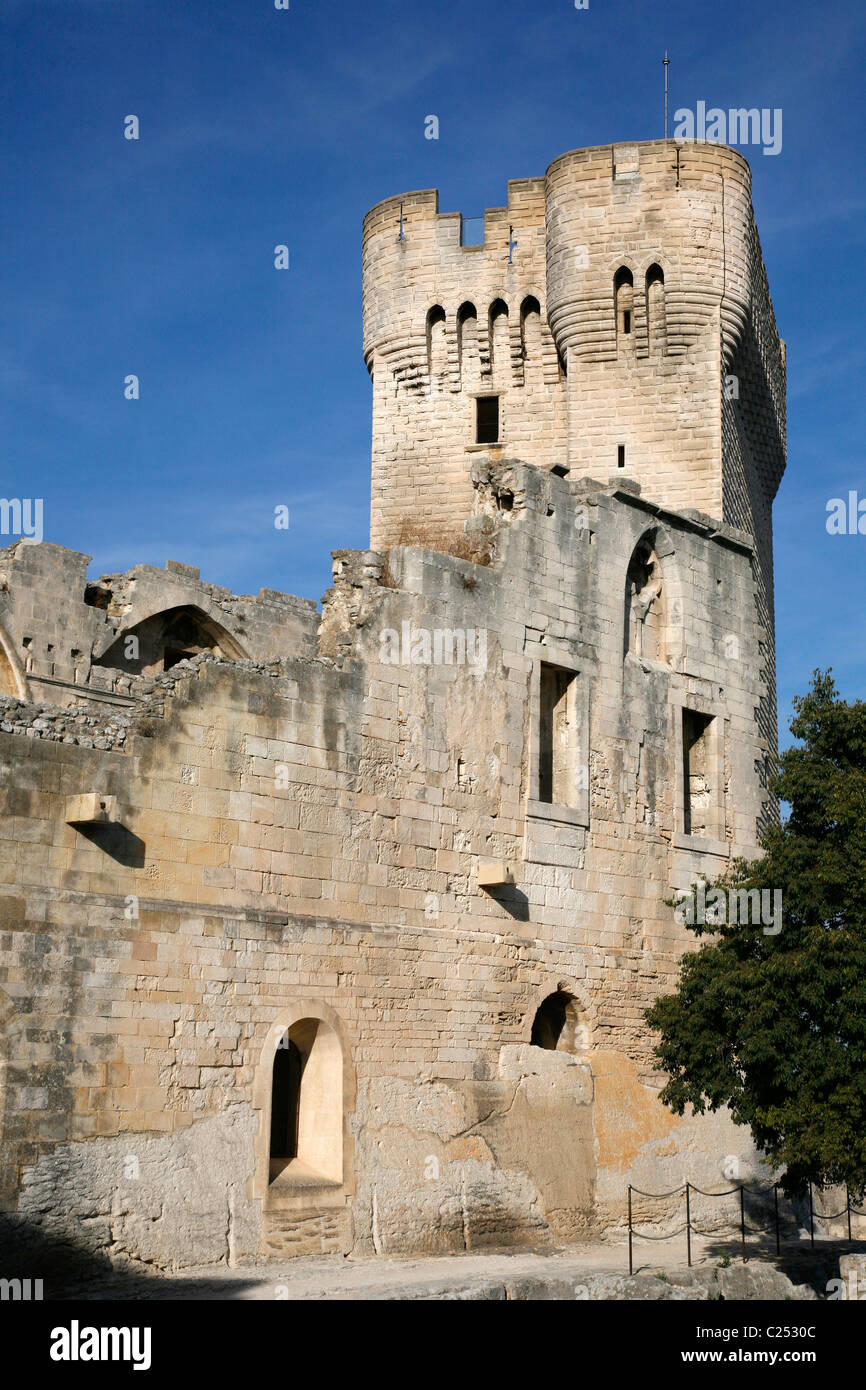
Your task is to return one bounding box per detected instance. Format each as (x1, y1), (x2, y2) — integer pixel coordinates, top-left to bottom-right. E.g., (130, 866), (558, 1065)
(0, 465), (771, 1270)
(0, 137), (786, 1275)
(0, 542), (318, 710)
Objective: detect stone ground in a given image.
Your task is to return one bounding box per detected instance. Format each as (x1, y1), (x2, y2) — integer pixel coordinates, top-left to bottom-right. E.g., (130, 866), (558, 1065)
(67, 1234), (863, 1301)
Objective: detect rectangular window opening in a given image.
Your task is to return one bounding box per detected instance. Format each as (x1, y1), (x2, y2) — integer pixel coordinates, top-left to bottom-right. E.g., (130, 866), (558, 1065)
(623, 309), (631, 334)
(617, 445), (626, 469)
(476, 395), (500, 445)
(682, 710), (715, 837)
(539, 664), (576, 805)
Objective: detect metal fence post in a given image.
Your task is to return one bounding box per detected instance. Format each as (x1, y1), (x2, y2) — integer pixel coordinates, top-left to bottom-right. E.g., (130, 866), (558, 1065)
(740, 1184), (746, 1264)
(686, 1182), (691, 1267)
(774, 1183), (780, 1256)
(809, 1183), (815, 1249)
(847, 1185), (852, 1243)
(628, 1185), (633, 1276)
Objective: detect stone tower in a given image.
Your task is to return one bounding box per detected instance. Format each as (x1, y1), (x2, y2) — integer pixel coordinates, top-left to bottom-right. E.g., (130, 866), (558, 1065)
(363, 139), (785, 778)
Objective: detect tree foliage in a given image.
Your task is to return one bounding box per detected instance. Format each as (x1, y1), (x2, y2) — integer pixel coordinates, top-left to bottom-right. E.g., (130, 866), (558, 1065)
(647, 671), (866, 1197)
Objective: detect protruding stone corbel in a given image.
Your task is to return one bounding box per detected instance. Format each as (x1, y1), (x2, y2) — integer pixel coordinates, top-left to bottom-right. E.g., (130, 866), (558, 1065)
(66, 793), (119, 826)
(478, 859), (517, 889)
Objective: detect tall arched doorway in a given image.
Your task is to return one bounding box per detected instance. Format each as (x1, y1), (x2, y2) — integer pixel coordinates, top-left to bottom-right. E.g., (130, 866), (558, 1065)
(266, 1017), (343, 1185)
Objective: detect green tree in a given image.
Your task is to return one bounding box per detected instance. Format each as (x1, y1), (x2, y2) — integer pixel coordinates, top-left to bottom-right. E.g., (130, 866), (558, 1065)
(647, 671), (866, 1197)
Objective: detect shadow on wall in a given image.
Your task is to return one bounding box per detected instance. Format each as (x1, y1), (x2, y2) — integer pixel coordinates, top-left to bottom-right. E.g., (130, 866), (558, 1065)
(483, 885), (530, 921)
(72, 823), (146, 868)
(0, 1216), (262, 1301)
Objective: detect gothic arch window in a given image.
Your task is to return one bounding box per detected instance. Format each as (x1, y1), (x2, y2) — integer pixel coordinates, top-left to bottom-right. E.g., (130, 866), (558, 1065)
(519, 295), (542, 368)
(489, 298), (509, 381)
(426, 304), (447, 386)
(624, 532), (666, 660)
(645, 264), (666, 357)
(614, 266), (634, 343)
(457, 301), (478, 386)
(268, 1017), (343, 1185)
(530, 990), (589, 1053)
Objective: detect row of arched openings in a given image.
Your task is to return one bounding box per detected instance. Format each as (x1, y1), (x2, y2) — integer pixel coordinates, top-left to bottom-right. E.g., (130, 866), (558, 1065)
(426, 296), (543, 382)
(614, 264), (666, 355)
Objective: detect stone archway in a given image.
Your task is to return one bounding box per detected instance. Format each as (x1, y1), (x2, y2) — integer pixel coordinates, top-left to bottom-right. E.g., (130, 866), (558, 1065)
(623, 525), (683, 665)
(267, 1017), (343, 1185)
(252, 1003), (355, 1258)
(252, 1002), (355, 1204)
(530, 988), (591, 1054)
(94, 604), (249, 677)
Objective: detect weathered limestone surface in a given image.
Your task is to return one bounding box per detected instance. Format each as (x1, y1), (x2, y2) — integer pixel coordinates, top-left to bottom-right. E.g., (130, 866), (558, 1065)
(0, 139), (803, 1275)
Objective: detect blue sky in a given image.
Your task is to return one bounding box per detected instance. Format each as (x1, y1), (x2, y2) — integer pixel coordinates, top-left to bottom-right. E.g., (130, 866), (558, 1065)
(1, 0), (864, 743)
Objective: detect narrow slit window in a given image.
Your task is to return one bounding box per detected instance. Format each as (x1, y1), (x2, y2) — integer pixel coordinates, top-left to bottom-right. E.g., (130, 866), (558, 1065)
(618, 445), (626, 468)
(645, 264), (666, 356)
(538, 664), (575, 805)
(614, 266), (634, 345)
(682, 710), (715, 837)
(476, 395), (500, 444)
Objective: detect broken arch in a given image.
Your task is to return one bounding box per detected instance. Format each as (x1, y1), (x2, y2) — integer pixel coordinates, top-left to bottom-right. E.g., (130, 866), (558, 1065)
(95, 604), (248, 677)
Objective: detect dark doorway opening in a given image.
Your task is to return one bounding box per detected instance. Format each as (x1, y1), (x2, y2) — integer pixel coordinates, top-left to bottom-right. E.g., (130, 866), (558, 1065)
(531, 991), (570, 1049)
(530, 989), (586, 1053)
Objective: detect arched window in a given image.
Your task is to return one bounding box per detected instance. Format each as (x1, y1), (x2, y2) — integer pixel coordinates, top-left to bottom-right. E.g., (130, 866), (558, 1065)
(645, 264), (666, 357)
(530, 990), (588, 1053)
(519, 295), (542, 368)
(268, 1017), (343, 1185)
(457, 301), (478, 386)
(624, 532), (665, 660)
(489, 298), (509, 380)
(426, 305), (447, 385)
(614, 266), (634, 343)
